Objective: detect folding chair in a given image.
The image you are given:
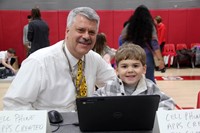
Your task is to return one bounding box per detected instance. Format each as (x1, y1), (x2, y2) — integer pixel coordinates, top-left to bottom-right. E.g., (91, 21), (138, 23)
(176, 43), (187, 50)
(162, 43), (176, 68)
(190, 43), (200, 49)
(197, 91), (200, 108)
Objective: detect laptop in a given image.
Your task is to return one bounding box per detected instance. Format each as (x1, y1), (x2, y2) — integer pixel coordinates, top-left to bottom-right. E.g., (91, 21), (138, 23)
(76, 95), (160, 132)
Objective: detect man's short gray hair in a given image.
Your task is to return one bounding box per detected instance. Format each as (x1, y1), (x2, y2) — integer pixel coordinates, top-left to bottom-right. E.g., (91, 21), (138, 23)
(67, 7), (100, 29)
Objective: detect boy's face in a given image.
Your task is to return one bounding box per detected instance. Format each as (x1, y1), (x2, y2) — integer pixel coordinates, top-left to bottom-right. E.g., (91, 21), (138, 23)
(116, 59), (146, 86)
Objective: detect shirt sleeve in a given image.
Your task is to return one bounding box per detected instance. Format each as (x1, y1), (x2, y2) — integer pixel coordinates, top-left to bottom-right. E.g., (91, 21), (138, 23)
(146, 80), (175, 110)
(151, 39), (160, 51)
(3, 58), (43, 110)
(95, 56), (116, 88)
(27, 23), (33, 42)
(158, 92), (175, 110)
(152, 26), (158, 41)
(153, 87), (175, 110)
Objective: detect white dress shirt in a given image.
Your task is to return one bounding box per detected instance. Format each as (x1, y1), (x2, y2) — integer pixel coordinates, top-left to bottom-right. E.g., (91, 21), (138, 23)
(3, 40), (116, 112)
(0, 51), (7, 63)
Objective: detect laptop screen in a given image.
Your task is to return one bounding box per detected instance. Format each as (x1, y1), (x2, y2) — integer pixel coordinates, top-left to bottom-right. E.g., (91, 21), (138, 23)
(76, 95), (160, 132)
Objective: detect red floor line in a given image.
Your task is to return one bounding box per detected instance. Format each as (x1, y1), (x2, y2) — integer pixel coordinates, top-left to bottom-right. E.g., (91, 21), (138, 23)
(155, 76), (200, 81)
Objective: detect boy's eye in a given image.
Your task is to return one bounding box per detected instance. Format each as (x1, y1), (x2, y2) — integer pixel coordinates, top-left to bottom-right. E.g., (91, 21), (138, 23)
(133, 64), (139, 68)
(121, 65), (127, 68)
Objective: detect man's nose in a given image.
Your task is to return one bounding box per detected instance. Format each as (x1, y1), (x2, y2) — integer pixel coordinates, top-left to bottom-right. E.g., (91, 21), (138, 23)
(82, 32), (90, 39)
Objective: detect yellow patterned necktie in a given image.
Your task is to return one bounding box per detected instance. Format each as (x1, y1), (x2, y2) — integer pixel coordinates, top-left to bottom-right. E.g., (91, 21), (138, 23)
(76, 59), (87, 97)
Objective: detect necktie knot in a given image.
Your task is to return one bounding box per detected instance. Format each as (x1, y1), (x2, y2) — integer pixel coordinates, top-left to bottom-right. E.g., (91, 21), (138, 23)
(77, 59), (83, 70)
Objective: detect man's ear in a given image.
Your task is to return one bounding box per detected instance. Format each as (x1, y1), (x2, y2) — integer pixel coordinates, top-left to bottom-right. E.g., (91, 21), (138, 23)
(65, 28), (69, 38)
(66, 28), (69, 34)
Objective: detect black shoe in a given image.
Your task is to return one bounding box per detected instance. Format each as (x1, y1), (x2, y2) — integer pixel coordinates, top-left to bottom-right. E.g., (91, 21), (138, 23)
(155, 67), (159, 71)
(160, 67), (166, 73)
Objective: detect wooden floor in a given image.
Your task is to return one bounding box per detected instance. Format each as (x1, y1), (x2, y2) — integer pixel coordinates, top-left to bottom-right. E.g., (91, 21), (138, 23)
(0, 67), (200, 110)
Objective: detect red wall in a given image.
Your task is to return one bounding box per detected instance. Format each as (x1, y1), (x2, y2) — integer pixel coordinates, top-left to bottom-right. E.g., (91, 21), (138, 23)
(0, 8), (200, 64)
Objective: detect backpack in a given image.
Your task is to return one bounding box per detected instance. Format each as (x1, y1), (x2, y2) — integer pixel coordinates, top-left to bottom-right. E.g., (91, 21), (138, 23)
(0, 68), (7, 79)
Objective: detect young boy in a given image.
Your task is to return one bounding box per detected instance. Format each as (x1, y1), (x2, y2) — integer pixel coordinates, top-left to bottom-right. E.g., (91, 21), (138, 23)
(93, 43), (175, 110)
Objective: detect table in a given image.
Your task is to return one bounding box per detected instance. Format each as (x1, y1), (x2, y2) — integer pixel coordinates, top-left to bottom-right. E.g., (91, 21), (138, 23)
(50, 112), (152, 133)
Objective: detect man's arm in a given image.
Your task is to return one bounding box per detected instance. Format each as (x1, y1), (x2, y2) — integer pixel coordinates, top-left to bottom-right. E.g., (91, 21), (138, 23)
(3, 58), (42, 110)
(23, 26), (31, 50)
(27, 23), (33, 42)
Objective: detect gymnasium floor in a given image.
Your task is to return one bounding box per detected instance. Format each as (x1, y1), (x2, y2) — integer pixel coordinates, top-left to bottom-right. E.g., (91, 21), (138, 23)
(0, 67), (200, 110)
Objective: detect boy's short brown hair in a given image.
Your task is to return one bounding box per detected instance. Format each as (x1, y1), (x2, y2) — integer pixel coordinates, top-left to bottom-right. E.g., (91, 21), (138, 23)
(115, 43), (146, 66)
(155, 16), (162, 23)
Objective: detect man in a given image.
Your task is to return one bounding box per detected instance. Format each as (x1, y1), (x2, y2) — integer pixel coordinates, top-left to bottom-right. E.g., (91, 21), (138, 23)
(28, 8), (50, 55)
(0, 48), (17, 75)
(3, 7), (116, 112)
(23, 15), (32, 56)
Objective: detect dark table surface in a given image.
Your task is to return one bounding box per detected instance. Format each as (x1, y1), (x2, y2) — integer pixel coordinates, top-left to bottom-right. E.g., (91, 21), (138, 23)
(50, 112), (152, 133)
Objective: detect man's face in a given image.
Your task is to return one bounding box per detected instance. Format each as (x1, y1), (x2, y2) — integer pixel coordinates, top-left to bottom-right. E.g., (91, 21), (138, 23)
(66, 14), (98, 59)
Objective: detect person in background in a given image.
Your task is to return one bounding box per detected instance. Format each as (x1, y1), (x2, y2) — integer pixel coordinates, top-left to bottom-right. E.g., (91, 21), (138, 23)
(122, 5), (165, 83)
(0, 48), (17, 75)
(23, 15), (32, 57)
(3, 7), (116, 112)
(94, 43), (175, 110)
(28, 7), (50, 55)
(93, 33), (116, 65)
(118, 20), (129, 46)
(154, 15), (166, 53)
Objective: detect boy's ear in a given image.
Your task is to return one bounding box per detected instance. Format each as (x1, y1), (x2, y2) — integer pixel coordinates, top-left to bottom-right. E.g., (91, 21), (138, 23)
(143, 65), (147, 74)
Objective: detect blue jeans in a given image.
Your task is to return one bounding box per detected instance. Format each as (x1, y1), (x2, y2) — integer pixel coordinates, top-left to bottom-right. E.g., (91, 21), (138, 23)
(145, 52), (156, 83)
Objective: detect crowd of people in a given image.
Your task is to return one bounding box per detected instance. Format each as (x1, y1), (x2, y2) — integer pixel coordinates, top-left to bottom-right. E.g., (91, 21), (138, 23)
(2, 6), (174, 112)
(0, 7), (50, 78)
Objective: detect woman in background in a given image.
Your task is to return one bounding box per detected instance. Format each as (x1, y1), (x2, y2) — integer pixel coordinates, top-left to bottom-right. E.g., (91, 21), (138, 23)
(122, 5), (165, 83)
(93, 33), (116, 65)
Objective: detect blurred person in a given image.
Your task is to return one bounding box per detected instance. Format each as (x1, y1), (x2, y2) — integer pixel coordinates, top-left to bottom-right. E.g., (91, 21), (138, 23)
(0, 48), (17, 76)
(28, 8), (50, 55)
(118, 20), (129, 46)
(93, 33), (116, 65)
(154, 15), (166, 52)
(23, 15), (32, 56)
(3, 7), (116, 111)
(122, 5), (165, 83)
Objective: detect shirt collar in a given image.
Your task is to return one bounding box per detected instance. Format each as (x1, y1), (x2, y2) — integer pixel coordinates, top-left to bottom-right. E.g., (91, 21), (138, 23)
(133, 75), (148, 94)
(117, 74), (147, 95)
(64, 41), (84, 67)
